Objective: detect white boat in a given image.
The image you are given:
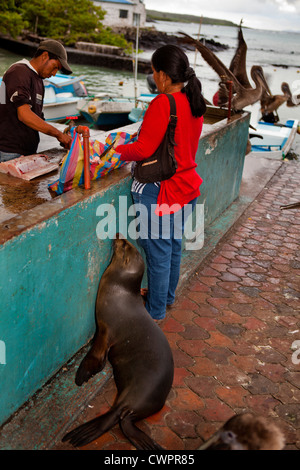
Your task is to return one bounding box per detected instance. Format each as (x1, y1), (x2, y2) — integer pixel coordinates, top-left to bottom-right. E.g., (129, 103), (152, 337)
(77, 94), (135, 127)
(250, 119), (299, 160)
(43, 73), (88, 122)
(78, 92), (156, 127)
(0, 73), (88, 122)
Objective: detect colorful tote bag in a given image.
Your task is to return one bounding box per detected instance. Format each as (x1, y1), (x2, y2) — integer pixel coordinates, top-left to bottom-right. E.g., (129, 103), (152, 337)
(49, 129), (136, 195)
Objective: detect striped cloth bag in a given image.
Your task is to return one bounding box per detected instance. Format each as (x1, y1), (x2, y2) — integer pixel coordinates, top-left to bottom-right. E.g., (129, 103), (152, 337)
(49, 129), (136, 195)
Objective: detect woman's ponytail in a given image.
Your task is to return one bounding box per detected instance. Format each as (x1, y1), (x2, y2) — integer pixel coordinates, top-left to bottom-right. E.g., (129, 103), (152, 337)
(183, 71), (207, 118)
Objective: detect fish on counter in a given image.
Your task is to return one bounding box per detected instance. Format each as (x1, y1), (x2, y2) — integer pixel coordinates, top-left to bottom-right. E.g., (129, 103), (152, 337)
(0, 154), (59, 181)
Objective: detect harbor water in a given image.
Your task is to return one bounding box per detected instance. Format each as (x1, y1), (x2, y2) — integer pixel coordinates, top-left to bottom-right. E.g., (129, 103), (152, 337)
(0, 20), (300, 124)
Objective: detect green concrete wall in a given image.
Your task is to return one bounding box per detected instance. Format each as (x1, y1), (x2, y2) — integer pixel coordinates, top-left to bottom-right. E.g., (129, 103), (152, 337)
(197, 115), (250, 226)
(0, 112), (249, 426)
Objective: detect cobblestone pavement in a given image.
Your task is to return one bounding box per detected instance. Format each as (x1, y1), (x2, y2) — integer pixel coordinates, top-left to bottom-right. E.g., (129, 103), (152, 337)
(58, 160), (300, 451)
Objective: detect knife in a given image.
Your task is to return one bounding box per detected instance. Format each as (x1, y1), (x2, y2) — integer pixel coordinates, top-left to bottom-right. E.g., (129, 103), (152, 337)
(99, 139), (117, 159)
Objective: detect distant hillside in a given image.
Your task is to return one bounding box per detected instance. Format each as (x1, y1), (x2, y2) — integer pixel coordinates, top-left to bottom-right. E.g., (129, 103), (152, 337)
(146, 10), (238, 27)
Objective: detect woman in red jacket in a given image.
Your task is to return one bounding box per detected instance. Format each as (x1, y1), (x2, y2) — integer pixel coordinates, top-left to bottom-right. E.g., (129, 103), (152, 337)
(116, 45), (206, 321)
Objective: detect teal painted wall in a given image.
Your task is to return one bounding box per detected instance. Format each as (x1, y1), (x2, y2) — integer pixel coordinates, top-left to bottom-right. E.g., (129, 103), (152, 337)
(197, 116), (250, 226)
(0, 113), (249, 426)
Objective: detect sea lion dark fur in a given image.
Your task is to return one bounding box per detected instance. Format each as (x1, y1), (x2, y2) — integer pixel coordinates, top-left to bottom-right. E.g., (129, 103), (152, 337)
(63, 235), (174, 450)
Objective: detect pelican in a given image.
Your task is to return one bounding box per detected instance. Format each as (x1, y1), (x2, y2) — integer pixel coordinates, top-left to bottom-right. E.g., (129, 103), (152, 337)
(178, 31), (271, 111)
(261, 82), (294, 115)
(199, 413), (285, 451)
(282, 82), (300, 107)
(216, 19), (251, 106)
(228, 20), (251, 89)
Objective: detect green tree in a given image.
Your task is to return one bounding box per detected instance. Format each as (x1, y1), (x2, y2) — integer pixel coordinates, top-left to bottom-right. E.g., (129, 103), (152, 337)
(0, 0), (27, 37)
(16, 0), (49, 35)
(19, 0), (104, 43)
(0, 0), (130, 50)
(17, 0), (129, 48)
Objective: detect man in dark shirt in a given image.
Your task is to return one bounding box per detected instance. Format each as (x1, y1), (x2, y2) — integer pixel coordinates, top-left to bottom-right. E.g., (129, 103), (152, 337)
(0, 39), (73, 162)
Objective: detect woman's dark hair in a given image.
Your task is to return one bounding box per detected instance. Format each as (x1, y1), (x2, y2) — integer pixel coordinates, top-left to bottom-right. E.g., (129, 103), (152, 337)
(151, 45), (206, 118)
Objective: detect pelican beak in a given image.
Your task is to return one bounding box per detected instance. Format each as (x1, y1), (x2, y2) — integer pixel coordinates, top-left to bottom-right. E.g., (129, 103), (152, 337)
(199, 430), (245, 450)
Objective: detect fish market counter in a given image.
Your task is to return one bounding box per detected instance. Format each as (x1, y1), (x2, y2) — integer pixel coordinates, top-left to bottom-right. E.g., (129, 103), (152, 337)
(0, 108), (250, 426)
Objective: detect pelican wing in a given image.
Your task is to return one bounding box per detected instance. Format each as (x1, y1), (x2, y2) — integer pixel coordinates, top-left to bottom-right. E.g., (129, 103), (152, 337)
(282, 82), (298, 107)
(229, 23), (251, 89)
(281, 82), (291, 95)
(178, 32), (243, 91)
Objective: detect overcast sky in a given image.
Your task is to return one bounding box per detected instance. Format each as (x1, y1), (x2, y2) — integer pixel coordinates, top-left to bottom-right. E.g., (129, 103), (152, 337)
(145, 0), (300, 31)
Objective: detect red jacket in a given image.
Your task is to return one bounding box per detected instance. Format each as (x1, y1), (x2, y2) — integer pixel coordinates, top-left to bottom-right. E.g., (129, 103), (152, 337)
(116, 92), (203, 214)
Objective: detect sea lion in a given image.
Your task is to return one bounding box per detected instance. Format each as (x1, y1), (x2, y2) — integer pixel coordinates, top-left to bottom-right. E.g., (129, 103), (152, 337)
(62, 234), (174, 450)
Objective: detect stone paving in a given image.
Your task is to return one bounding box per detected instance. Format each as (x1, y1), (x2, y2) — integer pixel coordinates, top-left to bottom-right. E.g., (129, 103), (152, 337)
(58, 160), (300, 451)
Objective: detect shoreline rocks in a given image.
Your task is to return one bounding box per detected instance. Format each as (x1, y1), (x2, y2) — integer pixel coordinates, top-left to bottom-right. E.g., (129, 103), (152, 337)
(113, 27), (229, 52)
(0, 27), (228, 76)
(0, 35), (152, 74)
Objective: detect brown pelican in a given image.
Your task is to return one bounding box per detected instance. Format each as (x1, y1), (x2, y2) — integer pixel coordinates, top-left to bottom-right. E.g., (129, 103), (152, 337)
(261, 82), (294, 115)
(178, 32), (271, 111)
(216, 19), (251, 106)
(228, 20), (251, 89)
(282, 82), (300, 107)
(199, 413), (285, 450)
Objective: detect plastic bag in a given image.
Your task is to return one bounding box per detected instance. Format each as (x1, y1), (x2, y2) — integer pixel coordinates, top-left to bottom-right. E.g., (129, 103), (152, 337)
(49, 129), (136, 195)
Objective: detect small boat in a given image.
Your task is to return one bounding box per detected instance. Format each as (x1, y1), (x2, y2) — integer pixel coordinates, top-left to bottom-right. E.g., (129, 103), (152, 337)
(77, 94), (135, 127)
(43, 73), (88, 122)
(250, 119), (299, 160)
(77, 73), (156, 127)
(0, 73), (88, 122)
(128, 74), (157, 123)
(128, 93), (156, 123)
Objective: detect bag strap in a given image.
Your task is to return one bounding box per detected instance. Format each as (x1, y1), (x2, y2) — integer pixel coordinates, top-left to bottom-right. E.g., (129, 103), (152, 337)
(165, 93), (176, 116)
(165, 94), (177, 145)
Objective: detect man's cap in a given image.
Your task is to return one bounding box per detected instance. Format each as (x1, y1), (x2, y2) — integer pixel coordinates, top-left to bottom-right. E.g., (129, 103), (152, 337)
(38, 39), (72, 75)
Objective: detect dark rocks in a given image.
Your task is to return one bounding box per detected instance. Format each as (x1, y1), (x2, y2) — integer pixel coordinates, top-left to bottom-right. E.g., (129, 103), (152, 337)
(114, 27), (229, 52)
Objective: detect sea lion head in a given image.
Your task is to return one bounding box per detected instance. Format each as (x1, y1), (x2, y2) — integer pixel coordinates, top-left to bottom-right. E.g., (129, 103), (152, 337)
(108, 234), (145, 292)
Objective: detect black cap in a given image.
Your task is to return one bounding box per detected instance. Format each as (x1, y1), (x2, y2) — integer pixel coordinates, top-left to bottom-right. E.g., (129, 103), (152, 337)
(38, 39), (72, 75)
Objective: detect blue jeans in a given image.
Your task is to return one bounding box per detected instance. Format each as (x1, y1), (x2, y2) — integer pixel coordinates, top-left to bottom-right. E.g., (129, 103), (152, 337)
(132, 183), (197, 320)
(0, 151), (21, 162)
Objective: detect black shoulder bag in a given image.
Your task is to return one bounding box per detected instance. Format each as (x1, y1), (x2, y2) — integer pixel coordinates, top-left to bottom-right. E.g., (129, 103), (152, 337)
(134, 93), (178, 183)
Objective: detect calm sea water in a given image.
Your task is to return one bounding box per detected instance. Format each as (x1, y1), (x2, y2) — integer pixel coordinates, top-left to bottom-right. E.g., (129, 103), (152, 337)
(0, 20), (299, 124)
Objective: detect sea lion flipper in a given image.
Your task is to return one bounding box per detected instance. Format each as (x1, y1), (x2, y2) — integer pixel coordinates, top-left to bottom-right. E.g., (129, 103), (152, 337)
(75, 322), (109, 386)
(62, 408), (120, 447)
(75, 352), (107, 386)
(120, 412), (164, 450)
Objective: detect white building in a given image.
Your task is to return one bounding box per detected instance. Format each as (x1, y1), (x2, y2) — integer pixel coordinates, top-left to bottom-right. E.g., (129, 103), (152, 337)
(93, 0), (146, 28)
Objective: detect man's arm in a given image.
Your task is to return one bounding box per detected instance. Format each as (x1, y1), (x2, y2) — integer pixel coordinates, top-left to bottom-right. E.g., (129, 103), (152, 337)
(17, 104), (72, 148)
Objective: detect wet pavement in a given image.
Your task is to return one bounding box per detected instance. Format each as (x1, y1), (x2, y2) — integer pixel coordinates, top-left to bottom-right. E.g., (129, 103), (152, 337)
(55, 158), (300, 451)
